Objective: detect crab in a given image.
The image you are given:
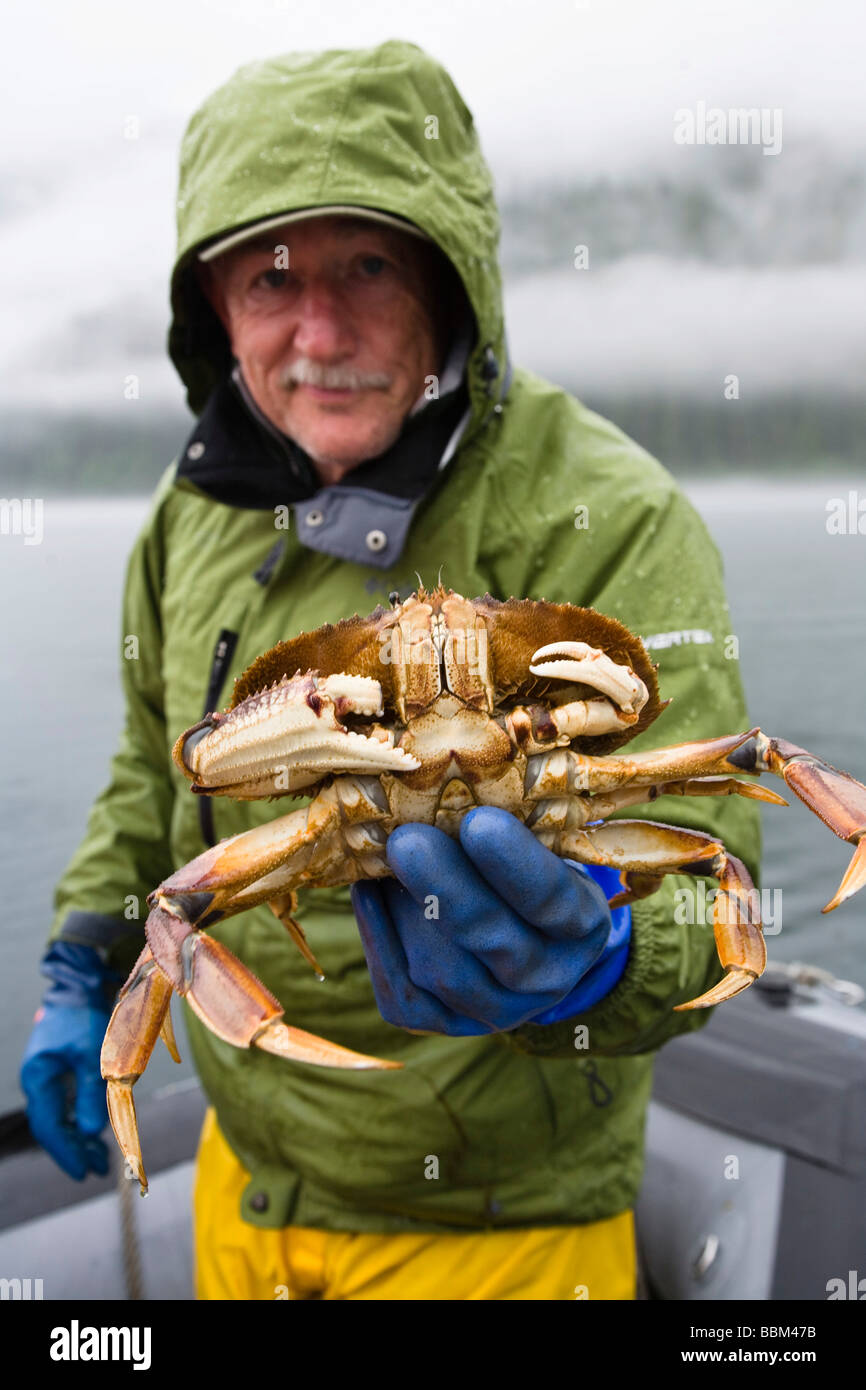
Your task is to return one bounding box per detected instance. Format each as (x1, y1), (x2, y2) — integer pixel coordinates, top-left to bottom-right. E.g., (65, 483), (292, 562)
(101, 586), (866, 1190)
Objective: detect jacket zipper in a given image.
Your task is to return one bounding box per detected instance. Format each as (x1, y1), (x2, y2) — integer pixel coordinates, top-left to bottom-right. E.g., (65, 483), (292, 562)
(197, 628), (239, 848)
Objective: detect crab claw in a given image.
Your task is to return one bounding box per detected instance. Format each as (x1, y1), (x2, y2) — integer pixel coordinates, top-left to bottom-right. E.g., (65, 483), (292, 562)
(529, 641), (649, 715)
(174, 671), (419, 798)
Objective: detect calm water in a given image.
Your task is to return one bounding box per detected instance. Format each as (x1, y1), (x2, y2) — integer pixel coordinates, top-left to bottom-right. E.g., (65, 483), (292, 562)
(1, 483), (864, 1113)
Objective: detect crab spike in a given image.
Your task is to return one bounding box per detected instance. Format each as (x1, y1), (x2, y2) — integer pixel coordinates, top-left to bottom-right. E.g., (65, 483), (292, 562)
(675, 965), (758, 1011)
(823, 837), (866, 913)
(696, 779), (788, 806)
(268, 892), (327, 979)
(106, 1083), (148, 1194)
(159, 1003), (181, 1064)
(254, 1020), (402, 1070)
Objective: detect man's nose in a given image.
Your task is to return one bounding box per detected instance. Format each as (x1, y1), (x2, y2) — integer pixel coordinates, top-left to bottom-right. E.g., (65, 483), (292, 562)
(291, 280), (356, 359)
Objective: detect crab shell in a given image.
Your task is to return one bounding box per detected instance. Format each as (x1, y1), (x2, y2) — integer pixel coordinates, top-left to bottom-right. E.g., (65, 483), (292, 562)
(175, 587), (667, 817)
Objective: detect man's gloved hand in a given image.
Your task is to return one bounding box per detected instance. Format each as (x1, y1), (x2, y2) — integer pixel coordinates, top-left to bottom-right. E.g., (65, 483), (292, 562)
(351, 806), (631, 1036)
(20, 942), (121, 1180)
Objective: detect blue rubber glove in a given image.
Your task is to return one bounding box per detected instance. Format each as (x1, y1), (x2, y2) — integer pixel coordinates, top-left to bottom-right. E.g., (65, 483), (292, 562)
(20, 942), (121, 1180)
(351, 806), (631, 1036)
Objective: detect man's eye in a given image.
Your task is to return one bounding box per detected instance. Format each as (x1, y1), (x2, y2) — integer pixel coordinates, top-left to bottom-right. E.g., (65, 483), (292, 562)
(359, 255), (386, 277)
(257, 269), (288, 289)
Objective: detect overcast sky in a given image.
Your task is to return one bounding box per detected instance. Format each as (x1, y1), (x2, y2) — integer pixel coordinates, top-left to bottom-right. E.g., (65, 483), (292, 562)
(2, 0), (864, 414)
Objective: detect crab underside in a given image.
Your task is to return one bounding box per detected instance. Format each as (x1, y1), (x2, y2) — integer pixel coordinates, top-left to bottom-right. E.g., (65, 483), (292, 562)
(100, 587), (866, 1189)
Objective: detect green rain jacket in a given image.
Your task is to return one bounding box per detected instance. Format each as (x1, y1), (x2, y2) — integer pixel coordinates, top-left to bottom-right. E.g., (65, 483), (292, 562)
(50, 41), (760, 1232)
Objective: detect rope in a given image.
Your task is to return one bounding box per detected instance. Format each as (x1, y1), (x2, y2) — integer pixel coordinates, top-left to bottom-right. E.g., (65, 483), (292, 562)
(116, 1150), (145, 1300)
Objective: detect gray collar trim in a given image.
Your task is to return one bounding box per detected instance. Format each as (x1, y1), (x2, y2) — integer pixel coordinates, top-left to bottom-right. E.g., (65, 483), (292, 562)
(276, 321), (476, 569)
(295, 486), (419, 570)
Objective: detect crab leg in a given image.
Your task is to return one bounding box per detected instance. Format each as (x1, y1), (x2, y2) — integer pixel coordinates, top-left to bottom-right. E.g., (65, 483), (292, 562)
(721, 731), (866, 911)
(102, 774), (402, 1190)
(145, 897), (396, 1066)
(142, 776), (397, 1060)
(531, 727), (866, 915)
(121, 898), (399, 1188)
(562, 729), (765, 794)
(583, 775), (787, 818)
(151, 777), (391, 932)
(151, 787), (343, 922)
(267, 891), (326, 978)
(526, 762), (787, 819)
(105, 902), (398, 1195)
(551, 818), (766, 1009)
(100, 945), (175, 1192)
(521, 732), (767, 801)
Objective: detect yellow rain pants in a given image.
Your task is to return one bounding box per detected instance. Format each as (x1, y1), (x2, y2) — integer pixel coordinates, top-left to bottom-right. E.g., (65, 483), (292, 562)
(194, 1109), (636, 1300)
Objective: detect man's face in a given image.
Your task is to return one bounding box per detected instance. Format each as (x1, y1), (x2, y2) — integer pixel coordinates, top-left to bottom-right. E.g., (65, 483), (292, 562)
(200, 215), (442, 483)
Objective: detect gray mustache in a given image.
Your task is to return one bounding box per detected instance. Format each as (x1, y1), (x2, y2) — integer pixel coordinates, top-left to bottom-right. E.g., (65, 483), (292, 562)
(280, 359), (392, 391)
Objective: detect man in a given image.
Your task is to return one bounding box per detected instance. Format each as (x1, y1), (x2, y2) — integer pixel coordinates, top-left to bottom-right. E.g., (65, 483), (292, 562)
(21, 40), (759, 1300)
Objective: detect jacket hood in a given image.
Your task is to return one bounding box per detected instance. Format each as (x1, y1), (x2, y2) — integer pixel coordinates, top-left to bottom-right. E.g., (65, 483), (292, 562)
(169, 39), (508, 427)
